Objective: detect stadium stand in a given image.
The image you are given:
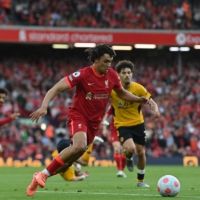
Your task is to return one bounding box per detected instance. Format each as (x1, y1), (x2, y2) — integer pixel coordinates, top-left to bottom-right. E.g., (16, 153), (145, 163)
(0, 44), (200, 160)
(0, 0), (200, 162)
(0, 0), (200, 29)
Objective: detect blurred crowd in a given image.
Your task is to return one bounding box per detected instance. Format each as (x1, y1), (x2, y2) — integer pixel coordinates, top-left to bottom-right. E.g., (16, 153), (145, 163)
(0, 50), (200, 160)
(1, 0), (200, 29)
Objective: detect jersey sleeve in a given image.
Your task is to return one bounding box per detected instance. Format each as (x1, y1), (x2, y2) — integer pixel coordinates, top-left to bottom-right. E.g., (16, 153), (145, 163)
(0, 117), (12, 126)
(137, 84), (151, 98)
(112, 71), (122, 90)
(65, 69), (83, 88)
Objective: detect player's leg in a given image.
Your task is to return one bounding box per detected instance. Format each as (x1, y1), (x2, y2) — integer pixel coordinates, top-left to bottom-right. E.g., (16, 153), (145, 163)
(78, 143), (93, 166)
(110, 125), (126, 177)
(135, 143), (149, 187)
(55, 139), (90, 181)
(26, 131), (88, 196)
(51, 140), (85, 182)
(112, 141), (126, 177)
(122, 138), (136, 172)
(133, 123), (149, 187)
(118, 127), (135, 172)
(77, 135), (104, 166)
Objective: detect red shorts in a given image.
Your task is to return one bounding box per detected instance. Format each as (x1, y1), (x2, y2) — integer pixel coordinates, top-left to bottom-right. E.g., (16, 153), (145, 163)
(110, 119), (119, 143)
(67, 109), (99, 145)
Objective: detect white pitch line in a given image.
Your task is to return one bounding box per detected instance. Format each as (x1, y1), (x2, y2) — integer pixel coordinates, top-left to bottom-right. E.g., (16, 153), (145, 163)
(37, 191), (200, 198)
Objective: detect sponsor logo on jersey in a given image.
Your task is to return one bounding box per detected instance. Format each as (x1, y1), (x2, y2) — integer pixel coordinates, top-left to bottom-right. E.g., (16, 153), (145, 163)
(88, 83), (94, 85)
(78, 124), (82, 128)
(117, 101), (134, 109)
(86, 92), (109, 100)
(93, 94), (109, 99)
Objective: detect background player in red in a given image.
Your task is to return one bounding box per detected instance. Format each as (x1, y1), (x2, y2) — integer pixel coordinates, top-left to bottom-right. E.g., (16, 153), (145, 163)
(102, 104), (126, 178)
(0, 88), (20, 127)
(26, 44), (151, 196)
(0, 88), (20, 152)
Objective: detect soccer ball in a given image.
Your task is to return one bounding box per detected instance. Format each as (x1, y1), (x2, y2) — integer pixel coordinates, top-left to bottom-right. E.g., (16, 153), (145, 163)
(157, 175), (180, 197)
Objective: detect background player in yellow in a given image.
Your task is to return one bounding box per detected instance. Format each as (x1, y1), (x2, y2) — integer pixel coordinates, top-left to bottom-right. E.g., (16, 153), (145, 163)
(110, 60), (160, 187)
(52, 136), (103, 181)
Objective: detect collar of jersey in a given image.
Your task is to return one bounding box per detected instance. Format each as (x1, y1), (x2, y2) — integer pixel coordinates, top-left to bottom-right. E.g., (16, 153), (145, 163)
(91, 65), (105, 77)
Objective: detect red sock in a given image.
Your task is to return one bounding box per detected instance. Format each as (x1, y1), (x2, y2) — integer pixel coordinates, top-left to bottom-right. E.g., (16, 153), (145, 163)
(121, 155), (126, 171)
(46, 155), (65, 175)
(114, 153), (122, 170)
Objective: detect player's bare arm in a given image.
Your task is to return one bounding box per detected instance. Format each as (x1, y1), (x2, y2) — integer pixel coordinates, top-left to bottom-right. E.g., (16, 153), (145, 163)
(114, 88), (149, 104)
(30, 78), (70, 122)
(148, 98), (160, 118)
(10, 113), (20, 120)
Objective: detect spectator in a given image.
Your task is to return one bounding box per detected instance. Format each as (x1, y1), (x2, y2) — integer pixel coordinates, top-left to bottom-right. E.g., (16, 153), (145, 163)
(8, 0), (200, 29)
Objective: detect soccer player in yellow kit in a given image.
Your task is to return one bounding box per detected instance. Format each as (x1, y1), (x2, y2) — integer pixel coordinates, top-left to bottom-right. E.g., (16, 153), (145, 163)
(110, 60), (160, 187)
(52, 140), (87, 181)
(52, 136), (103, 181)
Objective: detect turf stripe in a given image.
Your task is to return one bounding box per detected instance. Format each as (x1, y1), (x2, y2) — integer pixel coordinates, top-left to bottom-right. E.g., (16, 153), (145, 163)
(37, 191), (200, 198)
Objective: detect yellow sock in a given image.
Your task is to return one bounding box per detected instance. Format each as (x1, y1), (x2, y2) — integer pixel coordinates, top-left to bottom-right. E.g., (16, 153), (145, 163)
(81, 143), (93, 162)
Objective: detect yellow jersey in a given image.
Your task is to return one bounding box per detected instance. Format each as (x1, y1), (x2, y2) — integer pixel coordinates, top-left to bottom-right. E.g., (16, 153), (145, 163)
(110, 82), (151, 129)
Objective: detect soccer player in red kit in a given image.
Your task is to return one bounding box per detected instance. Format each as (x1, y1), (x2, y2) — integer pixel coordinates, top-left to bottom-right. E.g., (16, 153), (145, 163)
(26, 44), (151, 196)
(0, 88), (20, 127)
(102, 104), (127, 178)
(0, 88), (20, 153)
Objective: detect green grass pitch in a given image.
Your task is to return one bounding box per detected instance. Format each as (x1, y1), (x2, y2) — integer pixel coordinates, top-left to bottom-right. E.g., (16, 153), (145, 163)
(1, 166), (200, 200)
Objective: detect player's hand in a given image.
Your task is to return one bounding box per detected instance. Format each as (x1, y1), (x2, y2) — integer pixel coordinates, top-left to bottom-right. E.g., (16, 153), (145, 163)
(84, 170), (89, 177)
(10, 113), (20, 120)
(30, 106), (47, 122)
(140, 96), (150, 104)
(153, 110), (160, 118)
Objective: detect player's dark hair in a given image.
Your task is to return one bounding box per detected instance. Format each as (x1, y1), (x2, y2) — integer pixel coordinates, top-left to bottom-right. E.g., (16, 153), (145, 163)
(115, 60), (134, 73)
(0, 88), (8, 95)
(85, 44), (116, 62)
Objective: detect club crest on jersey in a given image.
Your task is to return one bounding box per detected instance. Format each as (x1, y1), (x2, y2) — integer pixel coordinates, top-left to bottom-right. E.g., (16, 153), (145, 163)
(118, 102), (124, 106)
(78, 124), (82, 128)
(86, 92), (92, 100)
(105, 80), (109, 88)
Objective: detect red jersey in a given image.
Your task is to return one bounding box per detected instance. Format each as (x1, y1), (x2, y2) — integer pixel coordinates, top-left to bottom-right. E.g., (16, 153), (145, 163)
(65, 66), (122, 128)
(0, 105), (12, 127)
